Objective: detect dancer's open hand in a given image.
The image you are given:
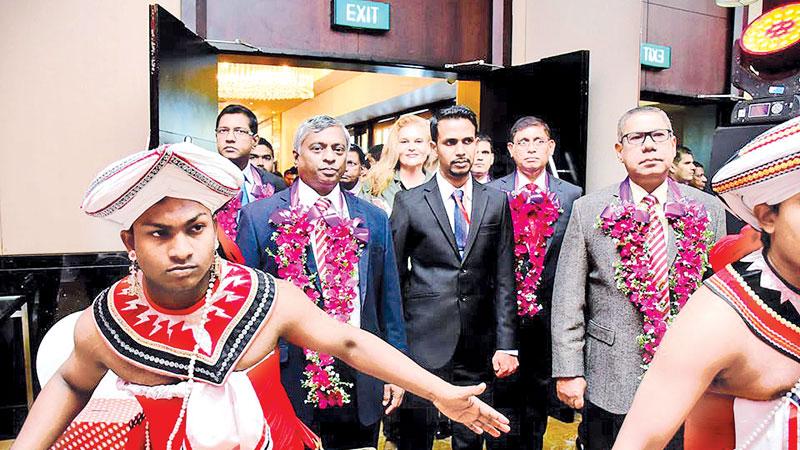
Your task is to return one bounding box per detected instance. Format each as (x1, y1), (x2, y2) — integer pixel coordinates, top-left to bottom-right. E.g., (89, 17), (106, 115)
(432, 383), (510, 437)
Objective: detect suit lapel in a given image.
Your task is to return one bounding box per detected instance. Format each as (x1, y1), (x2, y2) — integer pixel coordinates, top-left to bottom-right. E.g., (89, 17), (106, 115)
(462, 182), (489, 260)
(345, 194), (368, 305)
(499, 172), (515, 192)
(306, 247), (322, 295)
(276, 188), (325, 295)
(667, 228), (678, 264)
(545, 175), (563, 254)
(424, 179), (460, 259)
(666, 185), (680, 264)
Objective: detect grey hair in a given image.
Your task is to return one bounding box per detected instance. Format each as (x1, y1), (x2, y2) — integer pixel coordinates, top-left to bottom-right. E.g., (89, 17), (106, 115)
(293, 115), (351, 152)
(616, 106), (672, 141)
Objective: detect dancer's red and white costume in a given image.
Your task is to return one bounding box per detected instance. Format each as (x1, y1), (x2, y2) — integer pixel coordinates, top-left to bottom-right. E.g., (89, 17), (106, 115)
(685, 250), (800, 449)
(93, 260), (318, 450)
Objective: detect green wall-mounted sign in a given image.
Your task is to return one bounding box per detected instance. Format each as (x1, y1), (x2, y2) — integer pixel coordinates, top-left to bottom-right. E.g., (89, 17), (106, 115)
(640, 43), (671, 69)
(332, 0), (390, 32)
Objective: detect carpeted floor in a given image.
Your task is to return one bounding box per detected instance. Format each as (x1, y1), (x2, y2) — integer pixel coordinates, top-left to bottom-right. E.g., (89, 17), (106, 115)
(0, 415), (581, 450)
(380, 415), (580, 450)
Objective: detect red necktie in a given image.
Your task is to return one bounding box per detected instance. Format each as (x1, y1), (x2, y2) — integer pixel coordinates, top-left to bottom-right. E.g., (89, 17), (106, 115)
(642, 195), (669, 313)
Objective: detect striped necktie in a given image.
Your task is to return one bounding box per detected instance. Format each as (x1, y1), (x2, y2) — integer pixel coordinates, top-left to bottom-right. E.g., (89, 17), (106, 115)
(642, 195), (670, 313)
(452, 189), (469, 259)
(312, 197), (334, 279)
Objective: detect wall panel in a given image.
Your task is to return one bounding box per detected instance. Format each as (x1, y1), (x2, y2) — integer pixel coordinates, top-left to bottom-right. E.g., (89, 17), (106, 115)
(0, 1), (180, 255)
(204, 0), (492, 68)
(647, 0), (728, 17)
(512, 0), (641, 192)
(641, 1), (731, 96)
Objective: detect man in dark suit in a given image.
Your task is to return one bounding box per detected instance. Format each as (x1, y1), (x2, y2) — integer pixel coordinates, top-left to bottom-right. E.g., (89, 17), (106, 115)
(215, 104), (287, 203)
(391, 105), (518, 450)
(487, 116), (582, 450)
(236, 115), (407, 450)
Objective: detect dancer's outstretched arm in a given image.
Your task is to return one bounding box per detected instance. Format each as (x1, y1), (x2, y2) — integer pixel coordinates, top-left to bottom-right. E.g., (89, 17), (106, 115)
(12, 311), (108, 450)
(274, 279), (511, 437)
(613, 288), (740, 449)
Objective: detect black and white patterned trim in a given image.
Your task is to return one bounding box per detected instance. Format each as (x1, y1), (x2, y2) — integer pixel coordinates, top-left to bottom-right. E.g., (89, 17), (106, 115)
(93, 269), (276, 385)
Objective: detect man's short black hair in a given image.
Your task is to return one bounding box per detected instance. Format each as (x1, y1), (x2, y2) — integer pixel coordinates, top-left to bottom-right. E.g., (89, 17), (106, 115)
(692, 161), (704, 169)
(674, 145), (693, 165)
(430, 105), (478, 142)
(368, 144), (383, 162)
(216, 104), (258, 134)
(284, 166), (298, 176)
(509, 116), (552, 142)
(476, 133), (493, 147)
(257, 137), (273, 152)
(349, 143), (369, 169)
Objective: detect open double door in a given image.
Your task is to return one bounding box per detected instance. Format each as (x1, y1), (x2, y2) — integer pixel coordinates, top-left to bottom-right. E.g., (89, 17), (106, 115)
(150, 6), (589, 188)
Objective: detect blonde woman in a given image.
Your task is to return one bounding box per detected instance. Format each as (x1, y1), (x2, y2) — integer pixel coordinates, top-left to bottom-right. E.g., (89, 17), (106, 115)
(364, 114), (435, 212)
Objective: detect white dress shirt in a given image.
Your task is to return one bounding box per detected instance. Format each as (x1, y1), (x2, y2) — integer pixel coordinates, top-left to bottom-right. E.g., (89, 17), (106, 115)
(241, 163), (262, 203)
(514, 169), (548, 192)
(295, 179), (361, 328)
(346, 180), (363, 196)
(436, 173), (517, 355)
(436, 172), (474, 231)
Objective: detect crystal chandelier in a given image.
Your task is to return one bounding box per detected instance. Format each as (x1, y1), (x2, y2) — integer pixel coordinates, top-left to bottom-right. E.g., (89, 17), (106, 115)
(217, 63), (329, 100)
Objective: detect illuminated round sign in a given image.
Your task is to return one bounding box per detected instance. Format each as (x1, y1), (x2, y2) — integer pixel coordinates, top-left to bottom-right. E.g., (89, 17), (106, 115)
(741, 3), (800, 55)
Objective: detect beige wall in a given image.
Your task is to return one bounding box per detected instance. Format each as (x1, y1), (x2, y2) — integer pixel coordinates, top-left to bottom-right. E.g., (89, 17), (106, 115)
(512, 0), (642, 192)
(0, 0), (180, 255)
(279, 74), (441, 168)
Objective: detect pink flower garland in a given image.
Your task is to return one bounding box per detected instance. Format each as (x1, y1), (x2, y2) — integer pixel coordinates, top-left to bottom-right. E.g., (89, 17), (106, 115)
(216, 183), (275, 241)
(508, 185), (561, 317)
(597, 197), (712, 368)
(269, 205), (366, 408)
(215, 196), (241, 241)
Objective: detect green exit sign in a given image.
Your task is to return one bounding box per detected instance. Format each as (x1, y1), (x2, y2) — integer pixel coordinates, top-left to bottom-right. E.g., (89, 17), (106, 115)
(640, 43), (671, 69)
(332, 0), (390, 32)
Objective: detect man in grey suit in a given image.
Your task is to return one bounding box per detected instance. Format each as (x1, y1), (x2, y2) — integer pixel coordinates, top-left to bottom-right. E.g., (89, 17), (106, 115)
(391, 105), (518, 450)
(551, 106), (727, 449)
(488, 116), (582, 450)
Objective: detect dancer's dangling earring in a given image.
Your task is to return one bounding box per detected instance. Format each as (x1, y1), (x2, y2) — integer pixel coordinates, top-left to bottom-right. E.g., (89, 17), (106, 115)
(128, 250), (141, 297)
(212, 252), (221, 280)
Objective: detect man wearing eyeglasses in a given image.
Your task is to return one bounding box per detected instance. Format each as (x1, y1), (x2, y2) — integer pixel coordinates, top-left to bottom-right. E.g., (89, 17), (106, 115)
(487, 116), (582, 450)
(215, 105), (287, 236)
(550, 106), (726, 449)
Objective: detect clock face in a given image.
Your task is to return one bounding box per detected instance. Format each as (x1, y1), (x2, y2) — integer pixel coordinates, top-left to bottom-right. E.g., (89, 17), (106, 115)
(741, 3), (800, 55)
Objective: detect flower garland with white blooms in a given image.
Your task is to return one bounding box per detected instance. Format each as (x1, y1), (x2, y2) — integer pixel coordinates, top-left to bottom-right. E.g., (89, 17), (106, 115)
(217, 183), (275, 240)
(268, 195), (368, 408)
(507, 182), (561, 317)
(596, 178), (713, 369)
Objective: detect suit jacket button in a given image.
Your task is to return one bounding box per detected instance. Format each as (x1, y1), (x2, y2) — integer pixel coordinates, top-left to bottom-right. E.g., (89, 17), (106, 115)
(460, 269), (467, 274)
(459, 296), (466, 302)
